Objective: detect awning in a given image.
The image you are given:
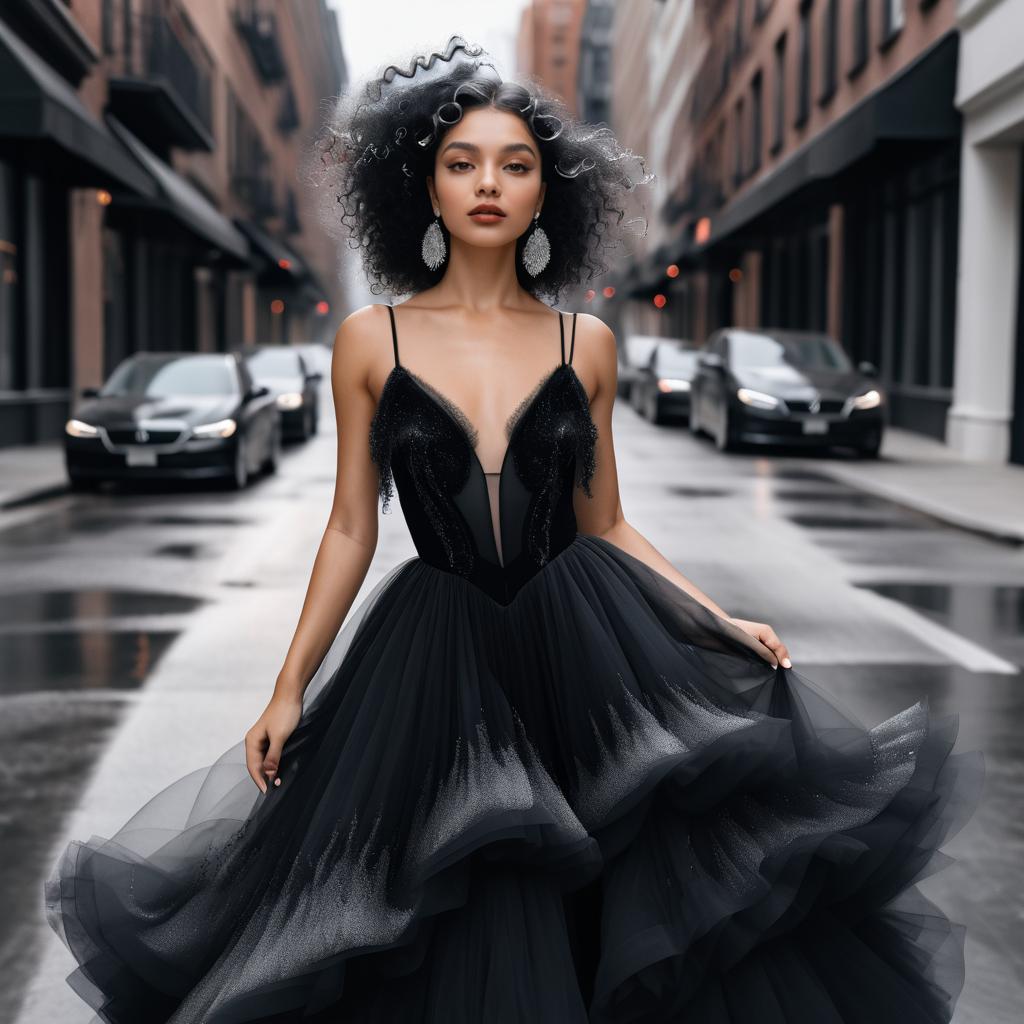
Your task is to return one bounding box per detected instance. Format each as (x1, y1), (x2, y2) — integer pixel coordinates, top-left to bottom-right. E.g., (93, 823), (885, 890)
(234, 219), (307, 283)
(699, 31), (960, 250)
(105, 116), (249, 262)
(0, 17), (153, 195)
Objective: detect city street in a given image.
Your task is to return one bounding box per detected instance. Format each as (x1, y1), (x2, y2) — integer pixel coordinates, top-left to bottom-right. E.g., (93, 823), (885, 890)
(3, 383), (1021, 1023)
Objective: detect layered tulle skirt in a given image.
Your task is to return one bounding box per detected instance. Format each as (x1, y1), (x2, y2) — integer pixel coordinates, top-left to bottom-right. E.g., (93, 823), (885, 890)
(44, 534), (984, 1023)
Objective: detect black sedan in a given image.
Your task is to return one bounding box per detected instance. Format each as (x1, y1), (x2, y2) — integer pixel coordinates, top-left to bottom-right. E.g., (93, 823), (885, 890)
(689, 328), (886, 456)
(629, 340), (699, 424)
(241, 346), (323, 441)
(64, 352), (282, 491)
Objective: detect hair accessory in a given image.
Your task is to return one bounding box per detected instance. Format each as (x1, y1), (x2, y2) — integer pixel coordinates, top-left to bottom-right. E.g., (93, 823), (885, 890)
(371, 36), (500, 102)
(522, 213), (550, 277)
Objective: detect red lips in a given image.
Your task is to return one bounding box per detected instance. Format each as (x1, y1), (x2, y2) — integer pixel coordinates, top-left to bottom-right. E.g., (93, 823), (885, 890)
(469, 204), (505, 216)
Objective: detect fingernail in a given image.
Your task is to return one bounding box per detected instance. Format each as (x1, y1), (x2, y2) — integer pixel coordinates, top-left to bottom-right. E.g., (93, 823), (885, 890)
(274, 778), (281, 786)
(782, 658), (792, 668)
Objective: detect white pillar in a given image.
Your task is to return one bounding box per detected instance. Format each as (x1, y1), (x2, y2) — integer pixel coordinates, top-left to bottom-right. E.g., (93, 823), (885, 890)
(946, 141), (1021, 461)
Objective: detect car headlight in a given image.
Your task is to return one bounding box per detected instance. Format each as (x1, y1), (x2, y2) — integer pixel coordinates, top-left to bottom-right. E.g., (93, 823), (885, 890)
(276, 392), (304, 410)
(657, 378), (691, 393)
(849, 389), (882, 410)
(65, 418), (98, 437)
(736, 387), (781, 410)
(191, 418), (237, 439)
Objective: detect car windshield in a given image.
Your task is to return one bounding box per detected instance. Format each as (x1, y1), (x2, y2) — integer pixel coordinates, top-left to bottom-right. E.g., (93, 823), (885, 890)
(729, 332), (853, 371)
(656, 347), (698, 375)
(100, 356), (238, 397)
(246, 348), (304, 376)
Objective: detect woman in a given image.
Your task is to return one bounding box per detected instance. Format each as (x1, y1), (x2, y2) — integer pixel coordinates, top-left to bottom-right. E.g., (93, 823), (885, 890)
(46, 36), (984, 1023)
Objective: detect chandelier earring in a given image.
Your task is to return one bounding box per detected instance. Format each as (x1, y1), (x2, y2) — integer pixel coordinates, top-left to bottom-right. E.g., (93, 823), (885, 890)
(422, 208), (447, 270)
(521, 211), (550, 277)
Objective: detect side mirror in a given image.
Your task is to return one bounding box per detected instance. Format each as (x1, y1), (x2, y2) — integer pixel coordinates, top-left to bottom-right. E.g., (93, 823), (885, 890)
(857, 360), (878, 377)
(81, 386), (100, 398)
(307, 371), (323, 382)
(701, 352), (723, 370)
(247, 384), (270, 401)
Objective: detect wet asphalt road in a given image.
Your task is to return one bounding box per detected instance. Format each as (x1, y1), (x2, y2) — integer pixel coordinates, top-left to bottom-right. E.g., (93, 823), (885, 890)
(2, 390), (1020, 1023)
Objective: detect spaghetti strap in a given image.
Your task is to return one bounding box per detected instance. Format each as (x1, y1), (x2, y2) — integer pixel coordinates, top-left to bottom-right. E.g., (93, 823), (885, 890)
(386, 303), (400, 367)
(568, 312), (577, 366)
(558, 310), (566, 366)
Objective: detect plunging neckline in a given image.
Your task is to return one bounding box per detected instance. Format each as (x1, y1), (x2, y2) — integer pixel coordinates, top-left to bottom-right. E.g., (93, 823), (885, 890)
(388, 360), (579, 482)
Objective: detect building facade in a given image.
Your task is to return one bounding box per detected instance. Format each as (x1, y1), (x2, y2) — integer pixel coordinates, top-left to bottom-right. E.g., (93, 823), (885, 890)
(602, 0), (980, 452)
(948, 0), (1024, 465)
(0, 0), (347, 449)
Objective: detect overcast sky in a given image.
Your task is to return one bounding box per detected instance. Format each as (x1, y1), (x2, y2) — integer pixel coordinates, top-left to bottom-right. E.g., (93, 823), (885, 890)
(327, 0), (527, 87)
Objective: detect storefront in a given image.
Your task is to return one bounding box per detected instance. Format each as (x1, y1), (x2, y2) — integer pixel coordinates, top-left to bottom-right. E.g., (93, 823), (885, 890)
(0, 17), (153, 446)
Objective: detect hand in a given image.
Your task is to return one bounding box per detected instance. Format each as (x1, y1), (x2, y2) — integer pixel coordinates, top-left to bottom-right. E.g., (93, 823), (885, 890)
(728, 618), (792, 669)
(245, 694), (303, 793)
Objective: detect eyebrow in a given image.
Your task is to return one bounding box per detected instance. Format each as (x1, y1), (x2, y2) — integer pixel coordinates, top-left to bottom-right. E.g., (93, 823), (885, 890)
(440, 141), (538, 159)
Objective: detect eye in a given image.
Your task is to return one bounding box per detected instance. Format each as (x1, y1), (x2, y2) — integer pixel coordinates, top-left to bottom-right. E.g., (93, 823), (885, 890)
(448, 160), (532, 172)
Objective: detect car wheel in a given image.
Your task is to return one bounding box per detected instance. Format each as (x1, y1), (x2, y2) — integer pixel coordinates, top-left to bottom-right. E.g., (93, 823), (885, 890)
(262, 422), (282, 475)
(229, 439), (249, 490)
(688, 396), (703, 436)
(644, 390), (664, 425)
(714, 404), (736, 452)
(68, 474), (100, 492)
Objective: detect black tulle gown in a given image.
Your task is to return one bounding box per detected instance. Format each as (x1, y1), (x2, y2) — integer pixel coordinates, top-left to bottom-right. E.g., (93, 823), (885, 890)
(45, 306), (985, 1023)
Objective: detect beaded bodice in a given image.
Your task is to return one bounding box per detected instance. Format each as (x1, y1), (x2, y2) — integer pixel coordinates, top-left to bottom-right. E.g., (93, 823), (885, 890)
(368, 304), (597, 605)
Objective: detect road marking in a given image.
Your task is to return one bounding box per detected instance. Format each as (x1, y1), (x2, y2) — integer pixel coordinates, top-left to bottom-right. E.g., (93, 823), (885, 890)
(858, 588), (1019, 674)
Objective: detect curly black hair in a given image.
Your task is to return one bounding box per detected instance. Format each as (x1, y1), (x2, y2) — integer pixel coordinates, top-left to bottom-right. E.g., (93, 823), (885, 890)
(309, 35), (655, 303)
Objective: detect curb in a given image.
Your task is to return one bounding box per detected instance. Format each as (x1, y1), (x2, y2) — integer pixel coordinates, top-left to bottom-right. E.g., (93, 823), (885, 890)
(814, 464), (1024, 546)
(0, 481), (70, 512)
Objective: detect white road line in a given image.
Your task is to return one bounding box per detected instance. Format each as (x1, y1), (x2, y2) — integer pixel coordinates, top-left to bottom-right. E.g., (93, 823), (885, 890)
(857, 588), (1019, 674)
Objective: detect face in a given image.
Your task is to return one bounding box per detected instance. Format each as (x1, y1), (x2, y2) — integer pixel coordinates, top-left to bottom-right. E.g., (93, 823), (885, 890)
(427, 105), (546, 247)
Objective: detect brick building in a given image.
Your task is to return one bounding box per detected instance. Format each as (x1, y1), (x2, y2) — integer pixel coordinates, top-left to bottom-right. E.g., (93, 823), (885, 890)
(600, 0), (976, 450)
(0, 0), (348, 449)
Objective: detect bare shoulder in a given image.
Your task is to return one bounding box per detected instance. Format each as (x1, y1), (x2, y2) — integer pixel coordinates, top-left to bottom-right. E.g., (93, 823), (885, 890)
(330, 304), (392, 395)
(571, 312), (617, 399)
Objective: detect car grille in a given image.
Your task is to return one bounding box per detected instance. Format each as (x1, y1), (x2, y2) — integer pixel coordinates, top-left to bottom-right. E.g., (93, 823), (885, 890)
(785, 398), (845, 414)
(105, 428), (184, 445)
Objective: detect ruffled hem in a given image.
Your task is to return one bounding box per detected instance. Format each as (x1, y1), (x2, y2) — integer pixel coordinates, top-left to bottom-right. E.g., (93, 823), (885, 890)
(44, 535), (985, 1023)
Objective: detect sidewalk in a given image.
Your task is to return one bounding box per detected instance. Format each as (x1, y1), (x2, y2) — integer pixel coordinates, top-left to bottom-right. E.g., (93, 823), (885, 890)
(805, 427), (1024, 544)
(0, 441), (66, 509)
(1, 427), (1022, 541)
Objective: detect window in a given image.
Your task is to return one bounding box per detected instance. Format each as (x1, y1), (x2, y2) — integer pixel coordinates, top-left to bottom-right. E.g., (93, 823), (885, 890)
(733, 0), (746, 58)
(733, 98), (745, 186)
(772, 33), (786, 153)
(795, 1), (811, 128)
(881, 0), (904, 48)
(750, 70), (763, 174)
(819, 0), (837, 104)
(850, 0), (869, 76)
(101, 0), (116, 55)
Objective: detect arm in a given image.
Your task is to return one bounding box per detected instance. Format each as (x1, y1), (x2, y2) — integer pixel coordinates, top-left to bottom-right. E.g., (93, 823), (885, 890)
(245, 305), (385, 791)
(572, 314), (792, 669)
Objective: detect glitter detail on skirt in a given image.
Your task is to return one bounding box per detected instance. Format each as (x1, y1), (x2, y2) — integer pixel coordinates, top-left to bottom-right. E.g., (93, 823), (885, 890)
(43, 536), (984, 1023)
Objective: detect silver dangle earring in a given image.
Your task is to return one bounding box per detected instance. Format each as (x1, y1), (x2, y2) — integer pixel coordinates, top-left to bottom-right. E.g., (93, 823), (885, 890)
(422, 208), (447, 270)
(522, 212), (550, 277)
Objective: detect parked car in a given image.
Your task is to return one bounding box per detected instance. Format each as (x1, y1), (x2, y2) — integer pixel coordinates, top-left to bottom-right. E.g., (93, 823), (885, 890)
(241, 345), (322, 441)
(64, 352), (281, 491)
(630, 340), (699, 424)
(616, 333), (663, 399)
(689, 328), (885, 456)
(294, 340), (333, 376)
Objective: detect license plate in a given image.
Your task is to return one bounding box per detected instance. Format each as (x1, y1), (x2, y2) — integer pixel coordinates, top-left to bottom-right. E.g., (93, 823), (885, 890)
(126, 447), (158, 466)
(801, 418), (829, 435)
